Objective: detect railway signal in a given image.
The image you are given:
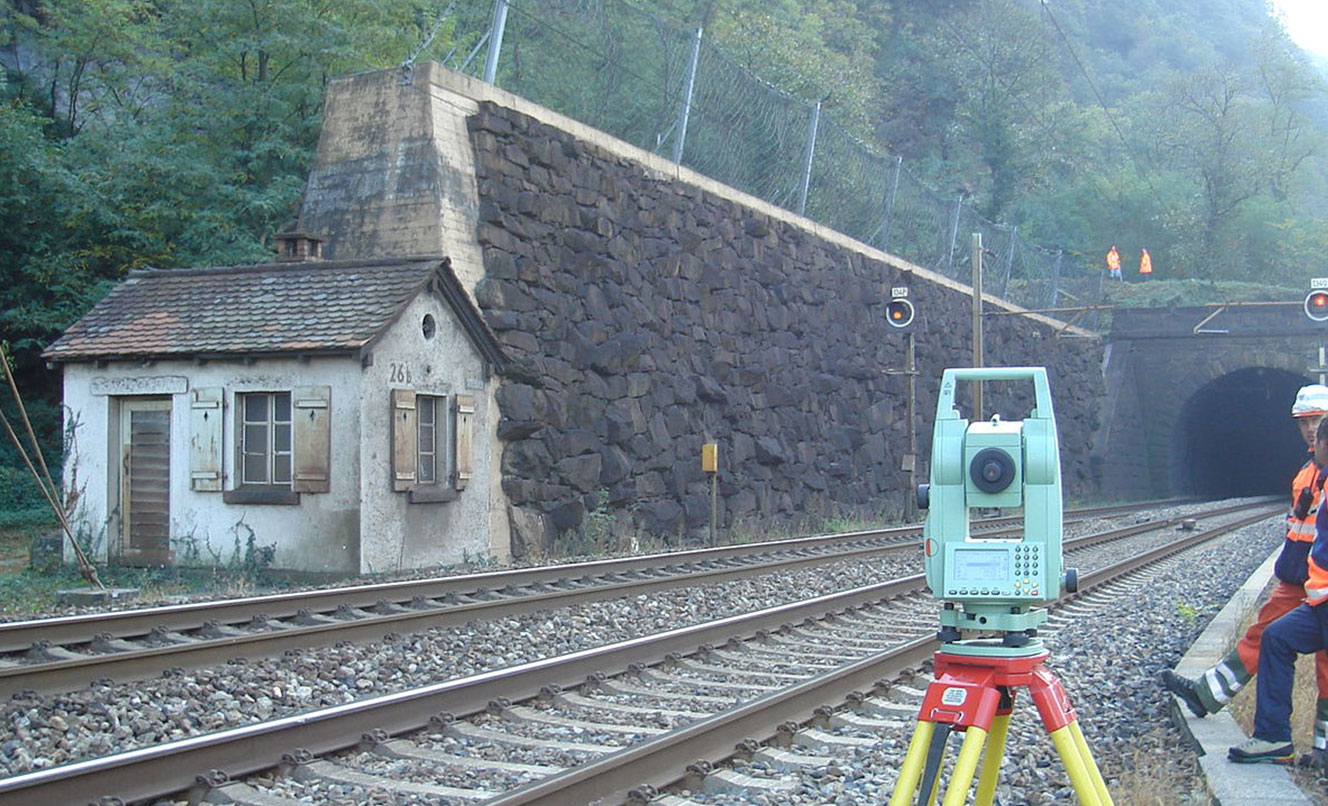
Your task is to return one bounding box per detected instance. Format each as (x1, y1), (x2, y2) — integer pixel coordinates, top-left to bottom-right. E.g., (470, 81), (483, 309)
(886, 286), (915, 330)
(1306, 279), (1328, 323)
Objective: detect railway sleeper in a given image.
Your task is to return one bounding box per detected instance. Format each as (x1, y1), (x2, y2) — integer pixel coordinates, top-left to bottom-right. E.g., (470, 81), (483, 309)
(501, 703), (669, 736)
(855, 697), (919, 720)
(369, 737), (563, 775)
(755, 636), (866, 660)
(89, 633), (141, 653)
(752, 746), (838, 771)
(291, 758), (498, 800)
(552, 690), (709, 721)
(779, 626), (894, 649)
(633, 667), (780, 692)
(597, 677), (735, 708)
(707, 645), (840, 669)
(443, 720), (622, 753)
(670, 657), (806, 681)
(794, 726), (880, 751)
(700, 767), (799, 795)
(828, 710), (906, 731)
(204, 780), (306, 805)
(718, 644), (851, 665)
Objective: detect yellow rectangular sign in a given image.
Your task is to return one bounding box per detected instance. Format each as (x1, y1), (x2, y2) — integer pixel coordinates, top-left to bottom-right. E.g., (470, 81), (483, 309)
(702, 443), (718, 473)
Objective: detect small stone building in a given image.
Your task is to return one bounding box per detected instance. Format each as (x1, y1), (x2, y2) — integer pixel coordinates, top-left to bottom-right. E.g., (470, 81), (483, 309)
(44, 253), (510, 574)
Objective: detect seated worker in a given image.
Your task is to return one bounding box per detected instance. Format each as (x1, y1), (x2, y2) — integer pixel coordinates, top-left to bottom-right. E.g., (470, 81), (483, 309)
(1165, 384), (1328, 754)
(1231, 414), (1328, 763)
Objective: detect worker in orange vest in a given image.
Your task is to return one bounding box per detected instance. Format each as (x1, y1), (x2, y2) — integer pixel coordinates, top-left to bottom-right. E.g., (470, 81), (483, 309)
(1232, 414), (1328, 764)
(1106, 245), (1122, 280)
(1164, 385), (1328, 763)
(1139, 248), (1152, 276)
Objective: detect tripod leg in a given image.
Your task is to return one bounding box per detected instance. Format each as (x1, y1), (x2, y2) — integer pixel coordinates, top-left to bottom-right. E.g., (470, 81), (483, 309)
(888, 720), (936, 806)
(1050, 724), (1104, 806)
(940, 726), (989, 806)
(973, 712), (1010, 806)
(1068, 719), (1114, 806)
(919, 723), (952, 806)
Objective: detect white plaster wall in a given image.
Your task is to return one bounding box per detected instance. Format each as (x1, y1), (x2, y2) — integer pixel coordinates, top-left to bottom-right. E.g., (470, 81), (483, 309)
(358, 292), (504, 571)
(61, 357), (364, 573)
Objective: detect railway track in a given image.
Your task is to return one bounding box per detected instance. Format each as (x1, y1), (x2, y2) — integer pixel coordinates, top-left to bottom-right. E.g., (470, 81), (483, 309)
(0, 497), (1231, 699)
(0, 499), (1279, 805)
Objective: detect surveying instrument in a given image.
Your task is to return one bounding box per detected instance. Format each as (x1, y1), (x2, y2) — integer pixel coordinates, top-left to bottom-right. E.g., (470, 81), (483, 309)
(889, 367), (1112, 806)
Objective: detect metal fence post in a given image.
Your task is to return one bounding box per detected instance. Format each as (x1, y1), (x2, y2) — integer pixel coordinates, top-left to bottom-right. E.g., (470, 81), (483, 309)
(483, 0), (510, 85)
(672, 27), (703, 165)
(877, 155), (903, 251)
(945, 195), (963, 276)
(797, 100), (821, 216)
(1048, 249), (1063, 308)
(999, 225), (1017, 298)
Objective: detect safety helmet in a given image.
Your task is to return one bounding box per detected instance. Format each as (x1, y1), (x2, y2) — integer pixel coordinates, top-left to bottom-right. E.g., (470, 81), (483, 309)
(1292, 384), (1328, 418)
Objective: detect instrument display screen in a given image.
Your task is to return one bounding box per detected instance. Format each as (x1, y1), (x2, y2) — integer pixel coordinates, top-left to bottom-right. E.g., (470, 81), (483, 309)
(951, 547), (1010, 585)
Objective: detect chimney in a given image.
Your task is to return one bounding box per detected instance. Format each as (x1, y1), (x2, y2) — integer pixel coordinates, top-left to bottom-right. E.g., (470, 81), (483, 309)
(273, 230), (324, 262)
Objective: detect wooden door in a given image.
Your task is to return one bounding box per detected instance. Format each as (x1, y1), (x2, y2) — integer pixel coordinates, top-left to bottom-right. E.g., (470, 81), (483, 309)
(119, 398), (172, 565)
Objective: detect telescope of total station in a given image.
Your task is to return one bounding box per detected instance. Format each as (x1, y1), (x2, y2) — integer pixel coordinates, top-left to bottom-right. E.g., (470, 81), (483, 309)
(916, 366), (1078, 653)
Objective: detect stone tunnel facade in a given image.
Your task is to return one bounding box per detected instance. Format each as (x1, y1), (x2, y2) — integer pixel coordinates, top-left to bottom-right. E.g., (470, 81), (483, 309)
(1097, 307), (1324, 501)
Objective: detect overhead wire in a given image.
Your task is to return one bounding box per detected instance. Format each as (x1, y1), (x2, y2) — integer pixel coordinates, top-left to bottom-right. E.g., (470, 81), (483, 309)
(1037, 0), (1168, 208)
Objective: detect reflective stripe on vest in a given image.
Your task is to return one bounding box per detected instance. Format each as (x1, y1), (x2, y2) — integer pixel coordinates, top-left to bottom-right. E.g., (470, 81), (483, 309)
(1288, 461), (1322, 543)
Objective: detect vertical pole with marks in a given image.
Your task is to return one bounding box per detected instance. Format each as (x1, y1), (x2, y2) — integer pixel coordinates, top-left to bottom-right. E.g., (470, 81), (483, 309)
(702, 443), (719, 546)
(673, 27), (703, 165)
(797, 101), (821, 216)
(972, 232), (984, 420)
(483, 0), (509, 85)
(945, 195), (963, 276)
(879, 155), (903, 251)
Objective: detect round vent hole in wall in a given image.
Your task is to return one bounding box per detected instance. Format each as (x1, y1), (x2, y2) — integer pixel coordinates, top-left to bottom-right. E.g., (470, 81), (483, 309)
(422, 314), (437, 339)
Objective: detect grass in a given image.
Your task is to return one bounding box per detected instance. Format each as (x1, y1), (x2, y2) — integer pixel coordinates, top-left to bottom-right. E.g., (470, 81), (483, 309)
(0, 518), (315, 617)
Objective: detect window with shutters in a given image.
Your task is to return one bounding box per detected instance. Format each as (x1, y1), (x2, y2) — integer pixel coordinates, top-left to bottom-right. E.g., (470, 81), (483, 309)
(225, 387), (330, 505)
(393, 389), (471, 503)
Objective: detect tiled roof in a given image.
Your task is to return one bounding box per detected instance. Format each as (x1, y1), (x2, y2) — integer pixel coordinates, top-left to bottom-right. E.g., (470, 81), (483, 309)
(45, 256), (458, 361)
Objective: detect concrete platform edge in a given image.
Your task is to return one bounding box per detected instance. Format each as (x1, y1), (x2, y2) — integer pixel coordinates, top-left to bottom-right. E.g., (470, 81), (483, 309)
(1170, 545), (1312, 806)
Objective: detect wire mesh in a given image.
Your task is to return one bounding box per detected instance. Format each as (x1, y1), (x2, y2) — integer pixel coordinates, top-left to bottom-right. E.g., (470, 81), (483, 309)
(433, 0), (1099, 326)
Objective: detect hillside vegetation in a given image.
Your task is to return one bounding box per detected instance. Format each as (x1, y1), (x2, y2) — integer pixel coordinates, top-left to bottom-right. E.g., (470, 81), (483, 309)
(1, 0), (1325, 513)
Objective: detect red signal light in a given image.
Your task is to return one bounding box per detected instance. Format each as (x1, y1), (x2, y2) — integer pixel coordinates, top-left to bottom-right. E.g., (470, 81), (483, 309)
(1307, 290), (1328, 323)
(885, 298), (915, 329)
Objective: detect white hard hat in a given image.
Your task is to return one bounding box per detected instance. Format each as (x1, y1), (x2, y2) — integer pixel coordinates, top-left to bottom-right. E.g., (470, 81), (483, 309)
(1292, 384), (1328, 418)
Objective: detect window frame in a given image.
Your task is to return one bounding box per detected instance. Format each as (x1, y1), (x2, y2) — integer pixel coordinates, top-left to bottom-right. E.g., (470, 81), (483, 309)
(224, 390), (299, 506)
(393, 388), (460, 504)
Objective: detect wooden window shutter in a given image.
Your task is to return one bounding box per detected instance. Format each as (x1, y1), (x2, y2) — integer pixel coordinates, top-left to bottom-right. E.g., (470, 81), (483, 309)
(189, 387), (223, 491)
(453, 394), (475, 491)
(391, 389), (418, 492)
(292, 386), (331, 493)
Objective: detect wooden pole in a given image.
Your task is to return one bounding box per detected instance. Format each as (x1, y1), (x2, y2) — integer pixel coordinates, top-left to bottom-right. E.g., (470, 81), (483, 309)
(971, 232), (984, 419)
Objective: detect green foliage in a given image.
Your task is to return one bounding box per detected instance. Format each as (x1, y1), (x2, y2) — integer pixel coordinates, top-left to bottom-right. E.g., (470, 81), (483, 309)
(2, 0), (1328, 536)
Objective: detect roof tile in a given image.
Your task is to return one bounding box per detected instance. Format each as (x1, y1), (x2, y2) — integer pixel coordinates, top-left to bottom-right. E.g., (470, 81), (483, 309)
(45, 256), (446, 361)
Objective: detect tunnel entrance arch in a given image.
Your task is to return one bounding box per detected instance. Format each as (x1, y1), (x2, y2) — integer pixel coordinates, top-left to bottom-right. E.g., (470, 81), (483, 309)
(1172, 368), (1309, 498)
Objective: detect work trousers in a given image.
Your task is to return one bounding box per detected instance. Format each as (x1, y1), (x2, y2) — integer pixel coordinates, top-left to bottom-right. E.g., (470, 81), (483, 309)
(1254, 602), (1328, 743)
(1197, 581), (1328, 713)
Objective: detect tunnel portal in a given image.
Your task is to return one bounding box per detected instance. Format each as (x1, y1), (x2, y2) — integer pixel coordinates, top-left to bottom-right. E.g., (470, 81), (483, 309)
(1174, 368), (1310, 498)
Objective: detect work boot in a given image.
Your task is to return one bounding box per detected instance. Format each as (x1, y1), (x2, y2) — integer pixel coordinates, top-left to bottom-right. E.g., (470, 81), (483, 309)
(1162, 670), (1209, 717)
(1229, 737), (1295, 764)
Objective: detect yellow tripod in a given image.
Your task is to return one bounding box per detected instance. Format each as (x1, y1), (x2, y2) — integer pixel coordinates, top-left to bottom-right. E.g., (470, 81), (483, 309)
(889, 649), (1113, 806)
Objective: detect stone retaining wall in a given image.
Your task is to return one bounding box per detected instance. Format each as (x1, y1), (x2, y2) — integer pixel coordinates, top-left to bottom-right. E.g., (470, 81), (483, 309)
(466, 102), (1104, 550)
